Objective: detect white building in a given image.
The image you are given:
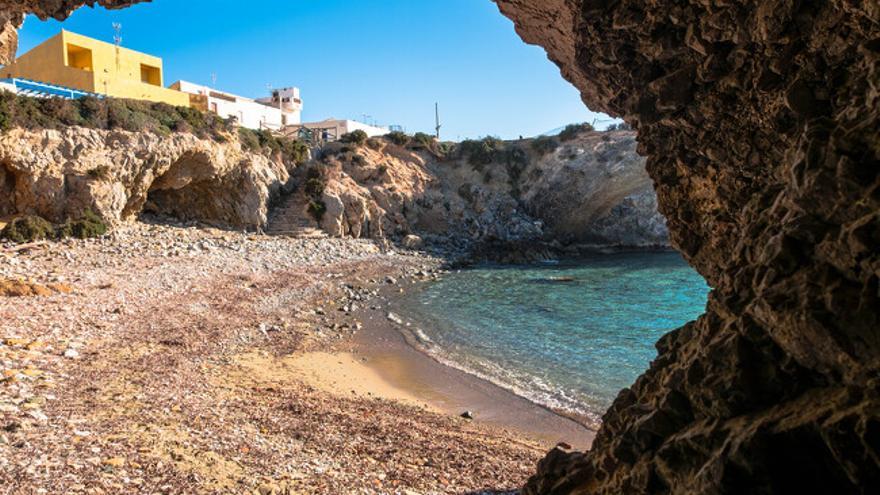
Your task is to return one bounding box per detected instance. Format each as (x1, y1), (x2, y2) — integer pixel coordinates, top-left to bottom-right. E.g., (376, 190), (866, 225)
(169, 80), (303, 130)
(256, 87), (303, 118)
(290, 118), (389, 142)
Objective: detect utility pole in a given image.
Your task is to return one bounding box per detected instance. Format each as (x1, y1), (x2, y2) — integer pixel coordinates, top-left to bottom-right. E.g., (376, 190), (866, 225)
(435, 102), (441, 140)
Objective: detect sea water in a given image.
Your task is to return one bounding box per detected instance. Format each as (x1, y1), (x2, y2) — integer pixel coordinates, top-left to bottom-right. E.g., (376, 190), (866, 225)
(394, 251), (710, 426)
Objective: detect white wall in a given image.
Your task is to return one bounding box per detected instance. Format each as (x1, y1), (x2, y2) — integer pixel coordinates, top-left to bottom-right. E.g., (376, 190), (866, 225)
(171, 80), (298, 130)
(343, 120), (390, 137)
(298, 119), (389, 140)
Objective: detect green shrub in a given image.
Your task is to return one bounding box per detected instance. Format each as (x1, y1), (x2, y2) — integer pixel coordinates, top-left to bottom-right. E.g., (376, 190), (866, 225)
(606, 122), (632, 131)
(238, 127), (262, 152)
(308, 200), (327, 221)
(0, 211), (109, 244)
(238, 128), (308, 164)
(39, 98), (83, 126)
(340, 129), (369, 146)
(56, 210), (108, 239)
(304, 177), (325, 198)
(531, 135), (559, 155)
(302, 165), (328, 222)
(0, 92), (311, 164)
(78, 96), (108, 128)
(366, 137), (383, 150)
(384, 131), (410, 146)
(458, 137), (503, 166)
(0, 91), (234, 141)
(412, 132), (435, 148)
(0, 216), (56, 243)
(559, 123), (594, 141)
(502, 146), (529, 183)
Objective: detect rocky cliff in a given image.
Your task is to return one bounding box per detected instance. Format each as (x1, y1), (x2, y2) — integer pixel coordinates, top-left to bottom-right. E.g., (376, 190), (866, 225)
(268, 130), (667, 251)
(493, 0), (880, 493)
(0, 126), (293, 229)
(0, 116), (662, 249)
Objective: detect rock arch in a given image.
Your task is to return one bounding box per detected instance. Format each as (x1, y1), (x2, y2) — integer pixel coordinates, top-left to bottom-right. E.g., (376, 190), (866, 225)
(1, 1), (877, 492)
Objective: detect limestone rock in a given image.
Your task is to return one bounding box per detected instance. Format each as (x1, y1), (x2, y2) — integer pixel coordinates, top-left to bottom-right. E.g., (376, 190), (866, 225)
(291, 132), (666, 250)
(0, 127), (290, 230)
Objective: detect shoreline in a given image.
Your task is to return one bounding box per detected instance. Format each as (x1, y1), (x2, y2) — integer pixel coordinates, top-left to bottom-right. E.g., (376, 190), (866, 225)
(2, 225), (553, 493)
(320, 268), (598, 451)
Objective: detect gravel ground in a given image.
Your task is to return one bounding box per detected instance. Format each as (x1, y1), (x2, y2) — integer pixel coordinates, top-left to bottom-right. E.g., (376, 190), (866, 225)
(0, 222), (543, 494)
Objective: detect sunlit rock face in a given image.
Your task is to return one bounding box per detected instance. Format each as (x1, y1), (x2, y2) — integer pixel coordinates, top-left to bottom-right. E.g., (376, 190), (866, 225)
(494, 0), (879, 493)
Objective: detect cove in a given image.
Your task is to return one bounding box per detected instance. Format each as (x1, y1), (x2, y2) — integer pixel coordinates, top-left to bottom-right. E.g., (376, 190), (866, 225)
(394, 251), (710, 427)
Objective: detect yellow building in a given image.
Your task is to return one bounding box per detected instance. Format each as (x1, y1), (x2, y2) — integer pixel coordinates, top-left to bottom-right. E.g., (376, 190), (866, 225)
(0, 30), (189, 107)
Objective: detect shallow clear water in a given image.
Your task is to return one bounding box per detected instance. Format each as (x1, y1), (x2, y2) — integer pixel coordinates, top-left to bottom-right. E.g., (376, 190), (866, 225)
(394, 252), (710, 426)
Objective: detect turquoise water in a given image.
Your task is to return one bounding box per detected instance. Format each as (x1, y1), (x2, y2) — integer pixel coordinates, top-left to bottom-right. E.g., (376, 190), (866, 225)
(394, 252), (710, 426)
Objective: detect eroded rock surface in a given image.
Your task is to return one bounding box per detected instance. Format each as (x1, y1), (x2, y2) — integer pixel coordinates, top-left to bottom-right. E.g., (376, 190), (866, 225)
(268, 131), (665, 250)
(0, 127), (291, 229)
(494, 0), (880, 493)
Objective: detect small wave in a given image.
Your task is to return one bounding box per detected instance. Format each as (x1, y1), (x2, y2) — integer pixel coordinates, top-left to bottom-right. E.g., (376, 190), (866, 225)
(391, 311), (604, 429)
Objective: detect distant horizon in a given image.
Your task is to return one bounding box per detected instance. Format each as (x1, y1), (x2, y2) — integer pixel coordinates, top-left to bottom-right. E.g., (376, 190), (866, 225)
(12, 0), (618, 139)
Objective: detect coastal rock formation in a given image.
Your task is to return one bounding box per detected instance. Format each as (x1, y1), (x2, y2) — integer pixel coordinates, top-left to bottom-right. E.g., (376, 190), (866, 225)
(277, 131), (665, 250)
(518, 131), (667, 247)
(493, 0), (880, 493)
(0, 127), (291, 229)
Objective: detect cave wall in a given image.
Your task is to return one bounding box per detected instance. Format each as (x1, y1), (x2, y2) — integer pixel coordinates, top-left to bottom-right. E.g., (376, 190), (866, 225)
(493, 0), (879, 493)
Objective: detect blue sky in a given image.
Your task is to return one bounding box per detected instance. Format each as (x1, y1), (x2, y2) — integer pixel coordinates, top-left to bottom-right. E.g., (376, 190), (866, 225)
(15, 0), (614, 140)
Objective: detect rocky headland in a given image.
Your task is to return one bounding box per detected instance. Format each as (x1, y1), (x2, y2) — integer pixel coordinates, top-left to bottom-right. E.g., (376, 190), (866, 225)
(1, 98), (667, 258)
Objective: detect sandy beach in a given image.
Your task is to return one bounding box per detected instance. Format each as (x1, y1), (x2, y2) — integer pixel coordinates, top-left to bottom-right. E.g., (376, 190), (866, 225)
(0, 221), (591, 494)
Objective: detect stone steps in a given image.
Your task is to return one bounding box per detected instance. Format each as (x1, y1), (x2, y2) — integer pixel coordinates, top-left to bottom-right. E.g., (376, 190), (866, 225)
(266, 192), (325, 238)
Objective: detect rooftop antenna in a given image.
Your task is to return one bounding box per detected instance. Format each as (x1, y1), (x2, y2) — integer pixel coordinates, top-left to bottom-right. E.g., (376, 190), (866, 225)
(211, 72), (217, 88)
(112, 22), (123, 47)
(435, 102), (442, 140)
(112, 22), (122, 76)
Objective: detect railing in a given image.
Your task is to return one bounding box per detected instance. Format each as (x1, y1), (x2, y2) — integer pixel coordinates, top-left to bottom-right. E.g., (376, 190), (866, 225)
(0, 78), (104, 100)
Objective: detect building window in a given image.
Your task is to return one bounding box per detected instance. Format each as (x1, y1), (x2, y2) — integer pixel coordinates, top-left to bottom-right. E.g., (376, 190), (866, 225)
(140, 64), (162, 86)
(66, 44), (93, 71)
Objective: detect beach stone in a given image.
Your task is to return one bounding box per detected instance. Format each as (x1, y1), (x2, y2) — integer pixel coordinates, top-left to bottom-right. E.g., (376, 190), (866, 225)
(402, 235), (423, 249)
(460, 411), (474, 420)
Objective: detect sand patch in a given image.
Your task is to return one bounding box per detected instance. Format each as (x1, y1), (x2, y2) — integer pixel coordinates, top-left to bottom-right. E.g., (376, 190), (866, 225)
(231, 351), (436, 412)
